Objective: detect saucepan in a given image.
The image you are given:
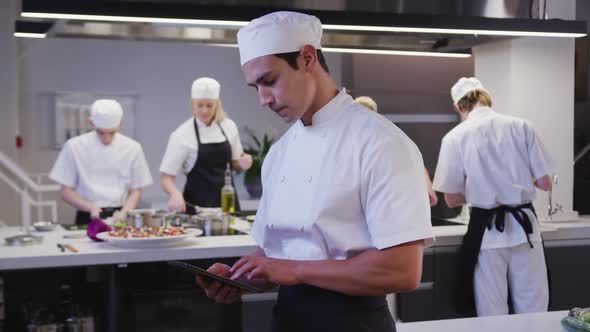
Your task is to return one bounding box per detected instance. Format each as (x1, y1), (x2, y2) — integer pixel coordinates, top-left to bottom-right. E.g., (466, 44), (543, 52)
(125, 209), (191, 228)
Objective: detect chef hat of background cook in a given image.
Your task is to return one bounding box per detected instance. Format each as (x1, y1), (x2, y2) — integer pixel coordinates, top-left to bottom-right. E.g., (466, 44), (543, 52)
(90, 99), (123, 129)
(451, 77), (488, 105)
(191, 77), (221, 99)
(237, 11), (323, 66)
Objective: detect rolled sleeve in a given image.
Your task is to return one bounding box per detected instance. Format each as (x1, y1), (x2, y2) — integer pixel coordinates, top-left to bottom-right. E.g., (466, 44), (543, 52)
(225, 119), (244, 160)
(525, 122), (557, 179)
(361, 135), (434, 250)
(159, 133), (190, 176)
(433, 136), (465, 194)
(49, 142), (77, 188)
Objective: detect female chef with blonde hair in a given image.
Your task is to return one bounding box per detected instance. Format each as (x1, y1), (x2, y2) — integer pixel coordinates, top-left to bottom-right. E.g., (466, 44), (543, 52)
(160, 77), (252, 213)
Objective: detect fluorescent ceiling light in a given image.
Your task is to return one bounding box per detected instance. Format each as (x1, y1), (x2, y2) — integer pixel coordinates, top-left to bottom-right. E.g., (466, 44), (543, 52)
(323, 47), (471, 58)
(322, 24), (586, 38)
(22, 11), (586, 38)
(198, 43), (470, 58)
(21, 12), (248, 28)
(14, 32), (46, 38)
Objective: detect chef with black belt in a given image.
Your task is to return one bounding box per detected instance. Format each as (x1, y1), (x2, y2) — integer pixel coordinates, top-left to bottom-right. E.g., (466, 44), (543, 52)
(433, 77), (556, 316)
(160, 77), (252, 214)
(49, 99), (153, 225)
(195, 11), (434, 332)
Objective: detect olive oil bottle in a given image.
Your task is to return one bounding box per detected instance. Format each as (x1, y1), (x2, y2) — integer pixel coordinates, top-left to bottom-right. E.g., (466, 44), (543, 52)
(221, 163), (235, 214)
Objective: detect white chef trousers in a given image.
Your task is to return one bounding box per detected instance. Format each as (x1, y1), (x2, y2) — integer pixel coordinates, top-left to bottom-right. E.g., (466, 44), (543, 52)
(473, 243), (549, 316)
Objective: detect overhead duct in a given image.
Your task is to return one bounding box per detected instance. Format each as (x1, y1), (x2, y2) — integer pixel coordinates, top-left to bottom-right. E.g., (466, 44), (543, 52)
(18, 0), (586, 56)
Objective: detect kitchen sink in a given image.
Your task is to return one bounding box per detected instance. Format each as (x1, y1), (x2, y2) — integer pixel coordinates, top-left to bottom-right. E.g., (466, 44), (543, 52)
(431, 217), (465, 227)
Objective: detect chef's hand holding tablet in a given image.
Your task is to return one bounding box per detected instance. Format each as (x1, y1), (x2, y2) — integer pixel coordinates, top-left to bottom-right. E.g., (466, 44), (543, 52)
(195, 263), (243, 304)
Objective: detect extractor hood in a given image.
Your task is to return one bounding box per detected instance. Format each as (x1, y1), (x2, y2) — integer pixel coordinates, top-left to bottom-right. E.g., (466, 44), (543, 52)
(16, 0), (587, 57)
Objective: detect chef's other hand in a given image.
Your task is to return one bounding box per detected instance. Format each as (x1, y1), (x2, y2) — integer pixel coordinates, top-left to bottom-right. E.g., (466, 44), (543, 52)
(230, 256), (299, 286)
(168, 191), (186, 213)
(428, 190), (439, 207)
(196, 263), (242, 304)
(238, 153), (253, 171)
(112, 210), (126, 222)
(90, 205), (102, 219)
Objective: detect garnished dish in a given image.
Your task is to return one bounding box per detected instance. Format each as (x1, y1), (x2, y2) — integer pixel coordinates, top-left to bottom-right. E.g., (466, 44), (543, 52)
(96, 226), (202, 248)
(108, 226), (189, 238)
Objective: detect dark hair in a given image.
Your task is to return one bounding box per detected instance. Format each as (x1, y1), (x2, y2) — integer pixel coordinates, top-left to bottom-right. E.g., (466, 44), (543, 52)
(274, 50), (330, 73)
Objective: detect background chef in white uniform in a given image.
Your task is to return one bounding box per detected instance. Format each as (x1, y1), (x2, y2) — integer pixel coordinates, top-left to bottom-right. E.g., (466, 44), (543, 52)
(160, 77), (252, 214)
(433, 77), (555, 316)
(196, 11), (433, 332)
(50, 99), (153, 225)
(353, 95), (439, 207)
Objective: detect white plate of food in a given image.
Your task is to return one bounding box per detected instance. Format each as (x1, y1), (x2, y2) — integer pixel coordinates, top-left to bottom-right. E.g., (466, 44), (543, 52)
(96, 226), (203, 248)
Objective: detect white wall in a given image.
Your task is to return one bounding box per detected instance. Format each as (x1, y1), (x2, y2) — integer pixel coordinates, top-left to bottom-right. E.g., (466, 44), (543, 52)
(1, 33), (342, 225)
(474, 6), (578, 219)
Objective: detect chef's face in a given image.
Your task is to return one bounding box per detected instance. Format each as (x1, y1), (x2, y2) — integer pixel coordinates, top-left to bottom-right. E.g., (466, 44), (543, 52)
(192, 98), (217, 125)
(95, 127), (118, 145)
(242, 53), (314, 123)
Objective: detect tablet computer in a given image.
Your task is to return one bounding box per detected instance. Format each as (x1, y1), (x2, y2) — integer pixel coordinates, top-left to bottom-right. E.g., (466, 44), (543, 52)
(168, 261), (264, 293)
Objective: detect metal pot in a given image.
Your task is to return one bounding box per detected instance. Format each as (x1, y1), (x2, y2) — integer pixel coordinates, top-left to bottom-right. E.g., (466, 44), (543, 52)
(126, 209), (169, 228)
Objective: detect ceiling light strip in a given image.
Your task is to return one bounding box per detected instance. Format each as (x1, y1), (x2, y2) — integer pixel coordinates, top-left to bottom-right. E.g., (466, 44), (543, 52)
(14, 32), (46, 38)
(323, 24), (586, 38)
(21, 12), (586, 38)
(203, 43), (470, 58)
(21, 12), (248, 27)
(323, 47), (471, 58)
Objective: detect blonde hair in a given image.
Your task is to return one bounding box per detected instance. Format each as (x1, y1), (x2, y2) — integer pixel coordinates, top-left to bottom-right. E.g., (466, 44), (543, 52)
(354, 96), (378, 113)
(212, 99), (226, 122)
(457, 89), (492, 112)
(193, 98), (227, 123)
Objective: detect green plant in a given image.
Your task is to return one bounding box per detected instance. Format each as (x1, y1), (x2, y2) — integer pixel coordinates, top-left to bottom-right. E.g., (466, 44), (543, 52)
(243, 127), (276, 184)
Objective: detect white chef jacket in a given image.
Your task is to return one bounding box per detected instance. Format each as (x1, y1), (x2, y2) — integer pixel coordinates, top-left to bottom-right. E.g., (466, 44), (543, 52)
(159, 117), (244, 175)
(49, 132), (153, 208)
(433, 106), (556, 249)
(251, 89), (434, 261)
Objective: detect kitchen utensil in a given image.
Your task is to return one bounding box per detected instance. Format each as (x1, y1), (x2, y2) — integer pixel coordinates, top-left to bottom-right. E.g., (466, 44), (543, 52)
(57, 243), (79, 253)
(185, 201), (200, 213)
(5, 234), (43, 246)
(33, 221), (57, 232)
(64, 244), (78, 253)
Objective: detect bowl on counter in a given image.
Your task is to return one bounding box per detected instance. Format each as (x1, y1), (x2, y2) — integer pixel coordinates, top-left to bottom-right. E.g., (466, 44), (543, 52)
(33, 221), (57, 232)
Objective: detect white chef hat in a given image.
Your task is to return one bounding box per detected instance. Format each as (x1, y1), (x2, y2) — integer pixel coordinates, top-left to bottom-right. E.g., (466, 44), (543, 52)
(191, 77), (221, 99)
(451, 77), (488, 105)
(90, 99), (123, 129)
(237, 11), (322, 66)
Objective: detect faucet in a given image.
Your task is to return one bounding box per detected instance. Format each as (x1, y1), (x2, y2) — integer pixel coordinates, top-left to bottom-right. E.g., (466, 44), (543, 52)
(547, 174), (563, 220)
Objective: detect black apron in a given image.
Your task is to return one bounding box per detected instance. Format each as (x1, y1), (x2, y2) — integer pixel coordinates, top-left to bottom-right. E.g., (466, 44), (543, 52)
(271, 285), (396, 332)
(75, 206), (121, 225)
(183, 119), (240, 215)
(455, 202), (545, 315)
